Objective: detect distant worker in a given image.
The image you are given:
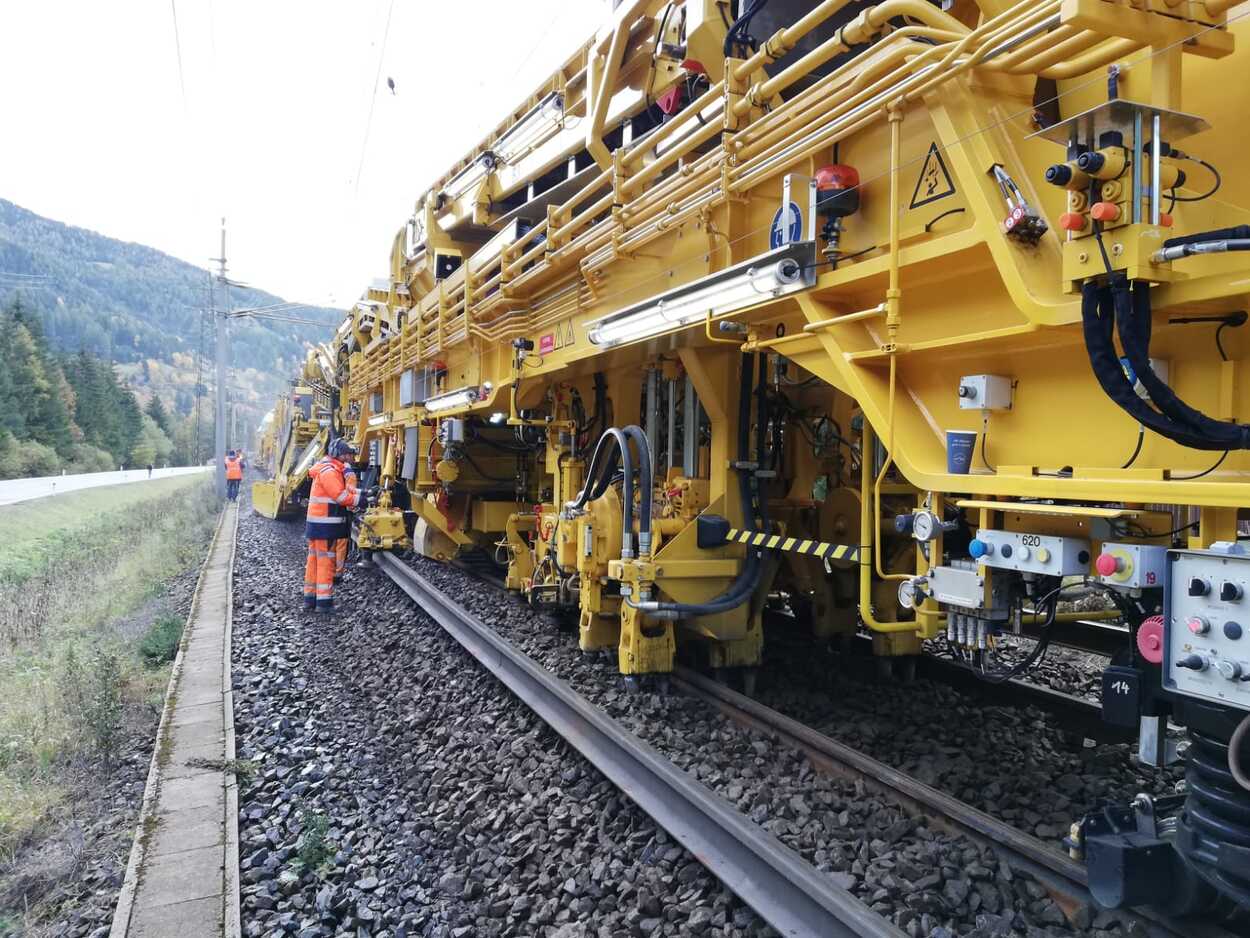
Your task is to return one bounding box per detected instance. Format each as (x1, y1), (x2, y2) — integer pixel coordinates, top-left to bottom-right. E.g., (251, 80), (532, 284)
(146, 463), (153, 478)
(334, 458), (360, 582)
(224, 450), (244, 501)
(304, 439), (365, 613)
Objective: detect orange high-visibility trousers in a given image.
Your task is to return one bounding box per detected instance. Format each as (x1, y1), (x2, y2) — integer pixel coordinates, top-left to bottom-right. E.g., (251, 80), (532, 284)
(335, 538), (348, 578)
(304, 539), (337, 610)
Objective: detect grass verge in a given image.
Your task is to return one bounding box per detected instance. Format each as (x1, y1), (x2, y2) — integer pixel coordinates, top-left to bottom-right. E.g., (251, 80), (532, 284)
(0, 477), (218, 864)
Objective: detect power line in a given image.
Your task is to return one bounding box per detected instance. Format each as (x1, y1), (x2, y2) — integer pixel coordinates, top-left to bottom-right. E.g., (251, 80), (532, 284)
(170, 0), (188, 114)
(353, 0), (397, 196)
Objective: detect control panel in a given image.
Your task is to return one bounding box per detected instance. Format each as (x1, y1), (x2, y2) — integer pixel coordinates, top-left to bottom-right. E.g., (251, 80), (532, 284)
(1094, 542), (1168, 591)
(969, 529), (1091, 576)
(1165, 546), (1250, 711)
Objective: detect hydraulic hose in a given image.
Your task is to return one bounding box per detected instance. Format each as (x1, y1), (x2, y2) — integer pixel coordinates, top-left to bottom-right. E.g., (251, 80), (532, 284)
(567, 427), (635, 557)
(1081, 283), (1229, 451)
(638, 354), (764, 618)
(1117, 280), (1250, 450)
(621, 424), (654, 557)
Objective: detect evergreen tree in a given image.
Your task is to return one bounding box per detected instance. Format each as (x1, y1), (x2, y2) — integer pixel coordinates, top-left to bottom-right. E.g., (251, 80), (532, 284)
(145, 394), (171, 434)
(0, 300), (74, 457)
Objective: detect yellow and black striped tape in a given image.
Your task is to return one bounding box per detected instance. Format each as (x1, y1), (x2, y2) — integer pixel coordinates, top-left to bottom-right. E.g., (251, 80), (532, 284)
(725, 528), (861, 562)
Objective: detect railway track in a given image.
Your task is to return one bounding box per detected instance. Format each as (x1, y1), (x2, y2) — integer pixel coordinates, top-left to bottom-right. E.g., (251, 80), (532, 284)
(374, 551), (901, 938)
(373, 551), (1236, 938)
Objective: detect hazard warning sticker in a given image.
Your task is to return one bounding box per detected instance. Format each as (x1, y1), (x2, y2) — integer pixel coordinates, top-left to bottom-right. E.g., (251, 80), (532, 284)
(909, 142), (956, 209)
(535, 320), (577, 356)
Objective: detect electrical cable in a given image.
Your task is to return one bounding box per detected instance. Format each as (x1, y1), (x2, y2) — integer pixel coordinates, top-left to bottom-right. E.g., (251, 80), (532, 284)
(1172, 449), (1228, 480)
(1121, 424), (1144, 469)
(980, 413), (995, 472)
(1169, 156), (1222, 203)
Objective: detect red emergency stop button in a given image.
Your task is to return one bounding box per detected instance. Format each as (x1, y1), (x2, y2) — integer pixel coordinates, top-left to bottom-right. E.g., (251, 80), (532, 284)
(1095, 553), (1121, 577)
(1091, 201), (1121, 222)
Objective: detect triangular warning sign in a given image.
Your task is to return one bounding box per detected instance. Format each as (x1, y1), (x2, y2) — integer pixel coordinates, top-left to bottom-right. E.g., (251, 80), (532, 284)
(910, 142), (956, 209)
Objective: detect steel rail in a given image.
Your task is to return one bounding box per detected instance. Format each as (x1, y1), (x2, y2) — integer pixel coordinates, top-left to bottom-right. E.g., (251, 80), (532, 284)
(675, 666), (1237, 938)
(373, 553), (903, 938)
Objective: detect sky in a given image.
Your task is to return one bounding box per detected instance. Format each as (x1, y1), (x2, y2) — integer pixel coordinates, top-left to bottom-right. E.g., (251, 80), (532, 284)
(0, 1), (605, 308)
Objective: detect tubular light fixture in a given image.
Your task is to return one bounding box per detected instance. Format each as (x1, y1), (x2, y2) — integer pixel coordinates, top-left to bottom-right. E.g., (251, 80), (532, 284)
(443, 151), (497, 201)
(586, 242), (817, 348)
(367, 412), (390, 427)
(422, 386), (480, 414)
(494, 93), (565, 164)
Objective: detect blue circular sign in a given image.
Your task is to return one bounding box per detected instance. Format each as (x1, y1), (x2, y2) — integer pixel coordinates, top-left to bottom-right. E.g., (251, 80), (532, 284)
(769, 201), (802, 248)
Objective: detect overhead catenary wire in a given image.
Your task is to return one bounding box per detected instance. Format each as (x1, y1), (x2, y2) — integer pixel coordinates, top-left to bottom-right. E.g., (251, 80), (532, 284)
(353, 0), (397, 197)
(169, 0), (189, 115)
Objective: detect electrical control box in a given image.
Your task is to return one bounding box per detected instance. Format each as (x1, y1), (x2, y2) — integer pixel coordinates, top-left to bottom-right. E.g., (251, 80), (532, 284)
(957, 374), (1013, 411)
(1164, 546), (1250, 711)
(1095, 542), (1168, 590)
(437, 418), (465, 445)
(969, 529), (1091, 576)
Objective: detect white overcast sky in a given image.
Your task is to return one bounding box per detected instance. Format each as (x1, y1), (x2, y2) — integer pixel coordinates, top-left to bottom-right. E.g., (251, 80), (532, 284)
(0, 1), (604, 308)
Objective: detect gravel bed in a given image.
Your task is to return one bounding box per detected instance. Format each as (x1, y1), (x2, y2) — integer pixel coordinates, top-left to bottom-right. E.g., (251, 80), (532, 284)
(232, 513), (771, 938)
(411, 558), (1151, 938)
(750, 633), (1183, 845)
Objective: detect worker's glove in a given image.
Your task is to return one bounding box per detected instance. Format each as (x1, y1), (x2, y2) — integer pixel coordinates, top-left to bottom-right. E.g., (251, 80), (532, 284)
(365, 486), (381, 506)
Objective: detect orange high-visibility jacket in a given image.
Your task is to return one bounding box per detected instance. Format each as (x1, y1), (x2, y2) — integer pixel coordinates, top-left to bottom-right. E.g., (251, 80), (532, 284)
(225, 456), (243, 480)
(305, 457), (360, 540)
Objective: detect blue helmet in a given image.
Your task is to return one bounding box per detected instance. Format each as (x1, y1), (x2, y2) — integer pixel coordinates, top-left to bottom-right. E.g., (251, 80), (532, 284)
(329, 438), (357, 460)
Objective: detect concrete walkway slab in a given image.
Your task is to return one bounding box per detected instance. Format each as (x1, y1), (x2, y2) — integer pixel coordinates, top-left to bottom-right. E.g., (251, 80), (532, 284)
(110, 503), (240, 938)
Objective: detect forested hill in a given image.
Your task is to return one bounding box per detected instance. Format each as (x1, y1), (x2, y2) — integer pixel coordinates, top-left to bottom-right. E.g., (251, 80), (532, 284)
(0, 198), (342, 378)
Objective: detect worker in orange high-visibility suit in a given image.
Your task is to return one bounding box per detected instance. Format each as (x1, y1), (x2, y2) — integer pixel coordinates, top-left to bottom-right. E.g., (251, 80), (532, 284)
(334, 461), (359, 582)
(224, 450), (244, 501)
(304, 439), (363, 613)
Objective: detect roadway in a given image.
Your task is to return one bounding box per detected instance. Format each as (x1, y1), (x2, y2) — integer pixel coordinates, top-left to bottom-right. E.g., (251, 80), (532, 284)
(0, 466), (212, 507)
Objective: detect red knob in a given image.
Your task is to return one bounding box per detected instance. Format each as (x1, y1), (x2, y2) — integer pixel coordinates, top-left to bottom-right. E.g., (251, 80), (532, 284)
(1095, 553), (1121, 577)
(1091, 201), (1121, 222)
(1059, 212), (1087, 232)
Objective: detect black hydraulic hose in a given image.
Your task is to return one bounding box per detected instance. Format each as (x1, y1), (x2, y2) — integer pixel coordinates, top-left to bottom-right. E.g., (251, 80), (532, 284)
(1081, 283), (1227, 451)
(1117, 280), (1250, 450)
(1163, 225), (1250, 250)
(568, 428), (622, 509)
(621, 424), (654, 555)
(648, 354), (764, 616)
(568, 427), (634, 556)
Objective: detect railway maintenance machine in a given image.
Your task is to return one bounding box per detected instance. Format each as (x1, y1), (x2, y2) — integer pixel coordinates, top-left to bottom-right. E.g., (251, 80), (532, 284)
(302, 0), (1250, 921)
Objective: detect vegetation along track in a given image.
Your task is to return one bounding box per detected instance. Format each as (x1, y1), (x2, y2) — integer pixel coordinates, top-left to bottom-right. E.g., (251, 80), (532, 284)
(376, 550), (1232, 938)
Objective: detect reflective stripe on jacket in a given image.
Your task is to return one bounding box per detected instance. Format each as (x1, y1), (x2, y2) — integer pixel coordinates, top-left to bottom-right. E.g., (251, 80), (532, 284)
(305, 457), (361, 540)
(225, 456), (243, 480)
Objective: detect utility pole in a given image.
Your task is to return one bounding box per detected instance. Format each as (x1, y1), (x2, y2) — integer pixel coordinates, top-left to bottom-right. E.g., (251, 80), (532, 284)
(212, 218), (230, 498)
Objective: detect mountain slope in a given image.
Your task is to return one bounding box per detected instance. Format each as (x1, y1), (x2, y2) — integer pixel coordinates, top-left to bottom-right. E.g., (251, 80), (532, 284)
(0, 198), (342, 412)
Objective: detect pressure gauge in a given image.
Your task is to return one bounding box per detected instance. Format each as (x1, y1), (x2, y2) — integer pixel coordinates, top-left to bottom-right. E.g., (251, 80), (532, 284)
(912, 510), (943, 542)
(898, 576), (928, 610)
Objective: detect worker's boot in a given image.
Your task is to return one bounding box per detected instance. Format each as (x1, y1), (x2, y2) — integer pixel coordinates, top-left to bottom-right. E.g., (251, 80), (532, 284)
(303, 596), (316, 612)
(314, 601), (335, 615)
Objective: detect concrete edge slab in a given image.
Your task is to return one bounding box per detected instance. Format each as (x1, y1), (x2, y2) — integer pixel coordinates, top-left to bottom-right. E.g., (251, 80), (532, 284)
(109, 503), (238, 938)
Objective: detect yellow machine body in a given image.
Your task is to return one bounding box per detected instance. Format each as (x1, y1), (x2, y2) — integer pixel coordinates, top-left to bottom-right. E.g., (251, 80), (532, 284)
(251, 346), (339, 519)
(313, 0), (1248, 674)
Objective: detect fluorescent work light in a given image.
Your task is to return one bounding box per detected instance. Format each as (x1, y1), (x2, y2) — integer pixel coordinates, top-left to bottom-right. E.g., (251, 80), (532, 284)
(422, 386), (480, 414)
(586, 242), (817, 348)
